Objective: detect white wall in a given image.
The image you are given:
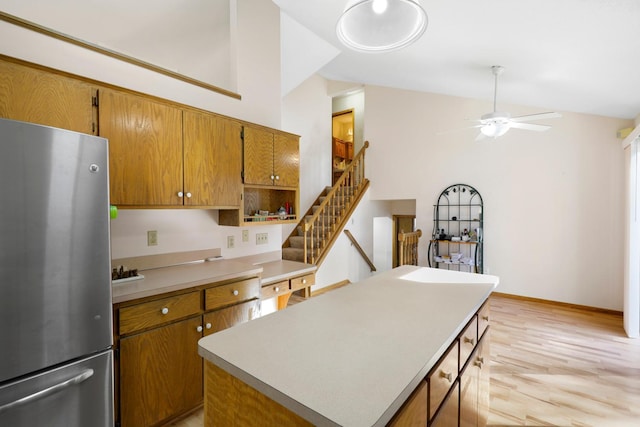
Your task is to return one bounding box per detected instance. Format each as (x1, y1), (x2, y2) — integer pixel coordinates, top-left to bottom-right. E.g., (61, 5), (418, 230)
(0, 0), (284, 260)
(364, 85), (631, 310)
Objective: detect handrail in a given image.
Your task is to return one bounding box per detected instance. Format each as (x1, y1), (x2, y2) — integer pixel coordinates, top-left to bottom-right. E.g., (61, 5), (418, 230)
(398, 229), (422, 266)
(344, 229), (376, 272)
(302, 141), (370, 264)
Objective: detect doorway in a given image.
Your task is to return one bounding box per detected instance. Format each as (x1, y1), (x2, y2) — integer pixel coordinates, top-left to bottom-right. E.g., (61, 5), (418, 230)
(331, 109), (354, 185)
(392, 215), (416, 268)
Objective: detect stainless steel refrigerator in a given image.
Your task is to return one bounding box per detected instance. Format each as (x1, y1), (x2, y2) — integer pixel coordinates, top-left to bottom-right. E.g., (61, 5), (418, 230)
(0, 118), (114, 426)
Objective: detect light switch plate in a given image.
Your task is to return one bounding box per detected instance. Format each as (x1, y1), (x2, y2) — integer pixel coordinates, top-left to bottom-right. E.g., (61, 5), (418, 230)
(147, 230), (158, 246)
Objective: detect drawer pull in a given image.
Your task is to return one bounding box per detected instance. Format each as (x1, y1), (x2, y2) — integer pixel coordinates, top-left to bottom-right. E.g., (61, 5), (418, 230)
(474, 360), (483, 368)
(233, 290), (239, 296)
(274, 287), (280, 292)
(464, 336), (475, 346)
(205, 323), (212, 329)
(482, 315), (489, 321)
(161, 307), (169, 315)
(302, 279), (307, 284)
(477, 356), (484, 365)
(439, 371), (453, 382)
(197, 325), (203, 332)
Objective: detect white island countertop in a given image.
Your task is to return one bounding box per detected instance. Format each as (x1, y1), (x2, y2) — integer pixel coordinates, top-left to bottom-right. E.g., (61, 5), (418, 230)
(198, 265), (499, 427)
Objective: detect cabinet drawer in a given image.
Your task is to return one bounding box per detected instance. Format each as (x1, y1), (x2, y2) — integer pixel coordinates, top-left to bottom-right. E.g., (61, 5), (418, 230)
(261, 280), (290, 300)
(203, 299), (261, 335)
(459, 315), (478, 371)
(428, 341), (458, 420)
(119, 291), (201, 335)
(290, 274), (314, 292)
(478, 301), (490, 338)
(205, 277), (260, 311)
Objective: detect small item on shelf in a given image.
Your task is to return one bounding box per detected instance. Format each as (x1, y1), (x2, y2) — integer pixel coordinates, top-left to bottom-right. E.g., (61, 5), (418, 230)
(451, 216), (457, 221)
(439, 229), (447, 240)
(278, 206), (287, 219)
(462, 228), (470, 241)
(112, 266), (139, 280)
(451, 236), (461, 242)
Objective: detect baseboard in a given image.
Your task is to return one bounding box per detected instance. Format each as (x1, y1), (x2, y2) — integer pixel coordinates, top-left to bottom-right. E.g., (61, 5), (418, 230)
(311, 280), (351, 297)
(492, 292), (623, 316)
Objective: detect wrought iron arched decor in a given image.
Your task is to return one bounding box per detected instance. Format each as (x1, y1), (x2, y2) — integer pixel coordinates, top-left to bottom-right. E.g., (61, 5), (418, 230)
(428, 184), (483, 273)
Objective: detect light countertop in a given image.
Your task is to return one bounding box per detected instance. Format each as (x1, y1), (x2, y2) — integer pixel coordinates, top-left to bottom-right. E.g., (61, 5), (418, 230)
(111, 250), (316, 304)
(198, 265), (499, 426)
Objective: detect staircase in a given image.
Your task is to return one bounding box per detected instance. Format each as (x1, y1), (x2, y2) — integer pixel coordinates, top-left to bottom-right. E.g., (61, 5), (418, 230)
(283, 141), (370, 266)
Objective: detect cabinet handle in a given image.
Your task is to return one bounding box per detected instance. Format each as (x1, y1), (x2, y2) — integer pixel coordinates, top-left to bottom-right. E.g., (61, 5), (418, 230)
(474, 360), (483, 368)
(464, 336), (475, 346)
(274, 287), (280, 292)
(482, 315), (489, 321)
(177, 191), (184, 198)
(270, 175), (275, 180)
(197, 325), (203, 332)
(206, 323), (212, 329)
(275, 175), (280, 180)
(233, 290), (239, 296)
(477, 356), (484, 365)
(186, 192), (192, 198)
(302, 279), (307, 284)
(439, 371), (453, 382)
(161, 307), (169, 315)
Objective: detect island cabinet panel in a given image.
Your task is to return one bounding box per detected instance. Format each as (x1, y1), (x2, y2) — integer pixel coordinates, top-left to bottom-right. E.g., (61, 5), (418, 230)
(99, 88), (183, 206)
(428, 341), (459, 420)
(0, 58), (95, 135)
(183, 111), (243, 207)
(477, 331), (491, 427)
(430, 382), (459, 427)
(387, 380), (428, 426)
(204, 361), (313, 427)
(119, 316), (203, 427)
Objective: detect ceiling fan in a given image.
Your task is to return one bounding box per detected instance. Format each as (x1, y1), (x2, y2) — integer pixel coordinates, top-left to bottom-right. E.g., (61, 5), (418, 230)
(469, 65), (561, 141)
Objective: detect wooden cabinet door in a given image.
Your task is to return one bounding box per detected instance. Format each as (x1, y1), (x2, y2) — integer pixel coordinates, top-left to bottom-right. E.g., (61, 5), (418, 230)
(203, 299), (260, 336)
(0, 59), (94, 134)
(430, 382), (459, 427)
(460, 347), (479, 427)
(477, 331), (490, 427)
(388, 380), (427, 426)
(119, 316), (203, 427)
(274, 132), (299, 187)
(99, 89), (183, 206)
(183, 111), (242, 207)
(243, 125), (274, 186)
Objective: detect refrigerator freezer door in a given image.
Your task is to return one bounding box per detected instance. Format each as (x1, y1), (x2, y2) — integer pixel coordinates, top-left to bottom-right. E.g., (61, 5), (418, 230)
(0, 350), (113, 427)
(0, 119), (112, 382)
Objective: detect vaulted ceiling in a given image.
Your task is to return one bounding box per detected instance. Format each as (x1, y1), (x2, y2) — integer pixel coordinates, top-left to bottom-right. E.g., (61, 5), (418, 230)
(277, 0), (640, 120)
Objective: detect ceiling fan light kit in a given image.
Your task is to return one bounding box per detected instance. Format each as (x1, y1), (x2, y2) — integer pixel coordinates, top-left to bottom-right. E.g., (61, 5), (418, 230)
(336, 0), (428, 52)
(474, 65), (561, 140)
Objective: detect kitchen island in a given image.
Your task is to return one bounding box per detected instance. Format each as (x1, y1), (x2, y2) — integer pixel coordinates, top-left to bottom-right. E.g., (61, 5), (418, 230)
(198, 265), (499, 426)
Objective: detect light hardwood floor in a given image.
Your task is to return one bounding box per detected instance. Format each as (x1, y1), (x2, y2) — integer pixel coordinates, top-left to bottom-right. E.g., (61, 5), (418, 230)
(170, 293), (640, 427)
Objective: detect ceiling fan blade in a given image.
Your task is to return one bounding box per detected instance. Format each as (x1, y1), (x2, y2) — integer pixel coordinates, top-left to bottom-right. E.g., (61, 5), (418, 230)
(508, 122), (551, 131)
(437, 124), (483, 135)
(475, 132), (487, 141)
(511, 112), (561, 122)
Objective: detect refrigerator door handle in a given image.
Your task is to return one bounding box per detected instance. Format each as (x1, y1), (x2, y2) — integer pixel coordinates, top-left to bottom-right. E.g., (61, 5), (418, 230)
(0, 369), (94, 414)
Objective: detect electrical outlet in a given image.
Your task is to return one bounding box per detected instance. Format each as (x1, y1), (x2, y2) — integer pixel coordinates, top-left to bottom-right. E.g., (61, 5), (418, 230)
(242, 229), (249, 243)
(147, 230), (158, 246)
(227, 235), (235, 249)
(256, 233), (268, 245)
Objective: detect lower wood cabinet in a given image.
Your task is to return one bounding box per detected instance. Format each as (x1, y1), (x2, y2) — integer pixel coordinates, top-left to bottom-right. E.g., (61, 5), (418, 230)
(113, 276), (260, 427)
(119, 316), (203, 427)
(394, 299), (490, 427)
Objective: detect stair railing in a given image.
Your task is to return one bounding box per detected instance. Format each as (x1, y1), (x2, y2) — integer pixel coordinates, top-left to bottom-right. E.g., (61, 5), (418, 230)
(303, 141), (370, 264)
(398, 229), (422, 266)
(344, 229), (376, 272)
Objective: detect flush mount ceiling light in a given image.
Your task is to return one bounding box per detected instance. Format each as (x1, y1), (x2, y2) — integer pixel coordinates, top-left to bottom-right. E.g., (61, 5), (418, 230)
(336, 0), (428, 53)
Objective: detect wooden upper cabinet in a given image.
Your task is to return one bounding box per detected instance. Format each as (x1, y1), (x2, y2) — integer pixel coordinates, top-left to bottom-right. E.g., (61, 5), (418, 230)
(243, 125), (275, 186)
(243, 125), (299, 188)
(0, 59), (94, 134)
(183, 111), (242, 207)
(274, 132), (299, 187)
(99, 89), (183, 206)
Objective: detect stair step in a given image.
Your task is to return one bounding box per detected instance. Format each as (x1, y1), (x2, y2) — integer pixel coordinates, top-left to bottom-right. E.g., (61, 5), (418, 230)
(282, 247), (305, 263)
(288, 236), (323, 249)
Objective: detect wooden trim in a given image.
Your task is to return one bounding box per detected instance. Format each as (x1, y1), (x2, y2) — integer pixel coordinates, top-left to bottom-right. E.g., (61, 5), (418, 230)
(311, 280), (350, 297)
(344, 229), (376, 272)
(0, 11), (241, 100)
(491, 292), (623, 316)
